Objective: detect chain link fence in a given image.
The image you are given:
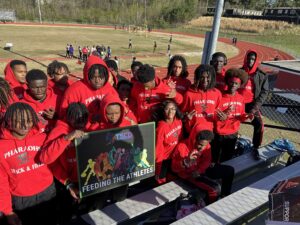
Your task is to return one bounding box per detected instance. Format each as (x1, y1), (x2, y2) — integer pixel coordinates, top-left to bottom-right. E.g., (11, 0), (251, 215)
(240, 89), (300, 149)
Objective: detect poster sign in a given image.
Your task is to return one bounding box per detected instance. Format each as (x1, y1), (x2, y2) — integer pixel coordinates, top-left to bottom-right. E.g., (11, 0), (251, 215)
(75, 122), (155, 198)
(268, 176), (300, 223)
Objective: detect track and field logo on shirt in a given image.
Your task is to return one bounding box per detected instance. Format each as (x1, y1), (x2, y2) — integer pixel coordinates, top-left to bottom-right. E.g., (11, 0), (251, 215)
(17, 152), (29, 165)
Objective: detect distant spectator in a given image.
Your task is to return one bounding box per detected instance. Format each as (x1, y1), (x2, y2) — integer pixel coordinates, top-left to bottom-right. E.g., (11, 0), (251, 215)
(82, 46), (88, 62)
(153, 41), (157, 53)
(78, 46), (82, 60)
(128, 39), (132, 49)
(169, 34), (172, 44)
(69, 45), (74, 58)
(66, 43), (70, 58)
(107, 46), (112, 58)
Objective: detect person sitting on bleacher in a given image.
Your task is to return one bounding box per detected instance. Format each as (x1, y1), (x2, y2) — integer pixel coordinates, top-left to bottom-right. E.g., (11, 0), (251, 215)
(172, 129), (234, 204)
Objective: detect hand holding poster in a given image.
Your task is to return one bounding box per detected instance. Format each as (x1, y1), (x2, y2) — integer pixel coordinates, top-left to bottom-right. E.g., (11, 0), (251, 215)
(75, 122), (155, 198)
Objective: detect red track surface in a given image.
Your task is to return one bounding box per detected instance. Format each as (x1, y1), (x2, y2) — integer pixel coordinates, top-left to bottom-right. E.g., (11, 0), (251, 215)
(0, 22), (295, 79)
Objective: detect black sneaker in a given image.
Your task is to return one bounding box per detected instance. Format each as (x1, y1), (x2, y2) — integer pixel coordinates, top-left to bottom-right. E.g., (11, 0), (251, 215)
(252, 148), (260, 160)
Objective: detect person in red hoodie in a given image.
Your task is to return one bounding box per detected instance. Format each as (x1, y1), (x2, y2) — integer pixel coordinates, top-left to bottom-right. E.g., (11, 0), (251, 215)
(0, 102), (56, 225)
(181, 64), (222, 132)
(38, 103), (105, 220)
(163, 55), (191, 95)
(210, 52), (228, 92)
(4, 60), (27, 99)
(238, 49), (269, 160)
(98, 94), (137, 130)
(130, 64), (182, 123)
(60, 55), (118, 123)
(130, 61), (143, 84)
(22, 69), (58, 133)
(0, 77), (19, 122)
(172, 129), (234, 204)
(47, 60), (73, 107)
(213, 68), (251, 163)
(117, 79), (133, 106)
(154, 99), (183, 184)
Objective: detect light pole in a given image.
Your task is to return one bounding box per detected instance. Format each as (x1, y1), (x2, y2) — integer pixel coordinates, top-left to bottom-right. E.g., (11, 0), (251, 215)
(144, 0), (147, 25)
(37, 0), (42, 24)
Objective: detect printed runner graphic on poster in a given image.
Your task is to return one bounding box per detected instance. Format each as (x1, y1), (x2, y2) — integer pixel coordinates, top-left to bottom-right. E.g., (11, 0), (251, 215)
(75, 122), (155, 198)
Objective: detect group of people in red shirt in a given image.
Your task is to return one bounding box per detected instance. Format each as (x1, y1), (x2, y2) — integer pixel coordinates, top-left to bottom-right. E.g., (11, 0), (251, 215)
(0, 49), (268, 225)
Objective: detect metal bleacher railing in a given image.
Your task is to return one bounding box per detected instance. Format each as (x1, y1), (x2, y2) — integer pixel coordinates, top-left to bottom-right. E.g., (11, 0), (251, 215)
(240, 89), (300, 148)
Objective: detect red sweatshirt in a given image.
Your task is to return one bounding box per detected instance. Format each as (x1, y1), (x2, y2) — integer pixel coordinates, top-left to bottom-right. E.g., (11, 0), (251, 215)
(4, 62), (27, 100)
(0, 128), (53, 215)
(130, 76), (183, 123)
(98, 94), (137, 130)
(215, 68), (227, 92)
(181, 87), (222, 131)
(215, 92), (247, 135)
(162, 76), (191, 95)
(39, 120), (78, 184)
(156, 118), (183, 163)
(238, 49), (259, 104)
(60, 55), (118, 120)
(22, 88), (58, 133)
(172, 132), (211, 179)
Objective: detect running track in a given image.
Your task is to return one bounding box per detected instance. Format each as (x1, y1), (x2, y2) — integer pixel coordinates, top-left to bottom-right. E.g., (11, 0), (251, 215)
(0, 22), (295, 79)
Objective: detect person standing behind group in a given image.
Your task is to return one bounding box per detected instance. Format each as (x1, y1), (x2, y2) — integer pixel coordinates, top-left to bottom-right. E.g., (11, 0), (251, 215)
(239, 49), (269, 160)
(210, 52), (228, 92)
(66, 44), (70, 58)
(82, 46), (88, 62)
(163, 55), (191, 95)
(0, 102), (57, 225)
(4, 60), (27, 99)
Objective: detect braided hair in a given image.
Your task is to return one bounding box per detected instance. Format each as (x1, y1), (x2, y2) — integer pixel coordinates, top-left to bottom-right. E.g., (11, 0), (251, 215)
(3, 102), (39, 129)
(66, 102), (89, 129)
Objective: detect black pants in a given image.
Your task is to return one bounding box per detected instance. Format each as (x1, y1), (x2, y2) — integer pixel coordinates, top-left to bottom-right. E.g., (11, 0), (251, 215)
(245, 103), (264, 149)
(212, 133), (238, 163)
(205, 164), (234, 198)
(12, 182), (57, 225)
(187, 164), (234, 203)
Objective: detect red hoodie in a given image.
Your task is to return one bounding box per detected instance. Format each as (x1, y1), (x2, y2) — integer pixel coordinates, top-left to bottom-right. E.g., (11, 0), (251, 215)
(162, 76), (191, 95)
(98, 94), (137, 129)
(22, 88), (58, 133)
(155, 118), (183, 179)
(215, 68), (227, 92)
(181, 87), (222, 131)
(130, 77), (183, 123)
(0, 127), (53, 215)
(60, 55), (118, 120)
(38, 120), (78, 184)
(171, 127), (211, 179)
(4, 62), (27, 100)
(215, 92), (247, 135)
(238, 49), (259, 103)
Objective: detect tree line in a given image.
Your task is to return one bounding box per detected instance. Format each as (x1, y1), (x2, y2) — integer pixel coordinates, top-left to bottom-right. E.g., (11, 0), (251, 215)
(0, 0), (298, 27)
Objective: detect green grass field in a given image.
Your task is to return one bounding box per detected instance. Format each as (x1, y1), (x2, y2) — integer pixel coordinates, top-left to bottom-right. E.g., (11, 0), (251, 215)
(0, 24), (237, 75)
